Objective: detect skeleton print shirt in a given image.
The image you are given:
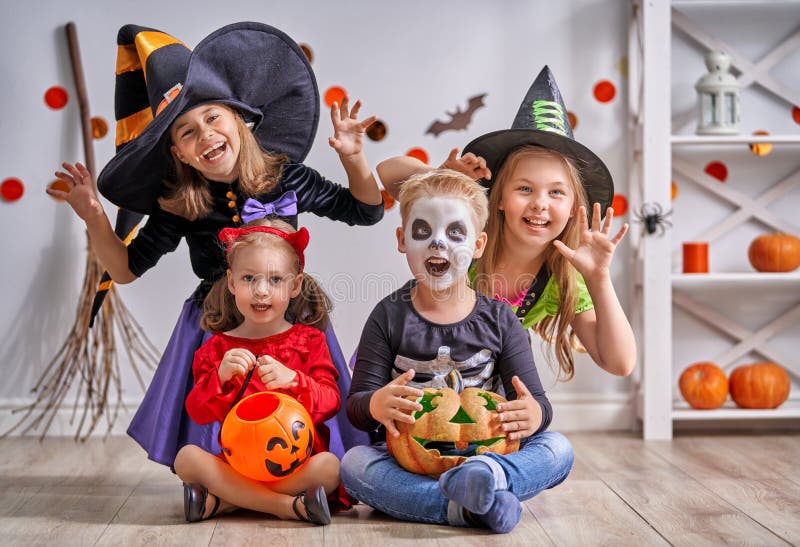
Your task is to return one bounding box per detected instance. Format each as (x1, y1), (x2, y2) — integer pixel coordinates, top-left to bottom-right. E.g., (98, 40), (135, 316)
(347, 281), (552, 442)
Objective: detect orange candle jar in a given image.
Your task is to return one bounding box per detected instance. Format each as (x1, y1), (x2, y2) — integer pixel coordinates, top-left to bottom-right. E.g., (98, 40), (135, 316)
(683, 242), (709, 273)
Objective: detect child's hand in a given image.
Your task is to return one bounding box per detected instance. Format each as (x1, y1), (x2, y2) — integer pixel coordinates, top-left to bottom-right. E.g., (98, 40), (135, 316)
(48, 162), (105, 222)
(552, 203), (629, 283)
(496, 376), (541, 441)
(257, 355), (298, 390)
(328, 96), (377, 158)
(439, 147), (492, 181)
(218, 348), (257, 385)
(368, 369), (424, 438)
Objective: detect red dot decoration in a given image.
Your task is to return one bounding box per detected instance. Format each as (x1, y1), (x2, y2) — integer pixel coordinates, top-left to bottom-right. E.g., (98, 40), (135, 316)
(792, 106), (800, 125)
(1, 178), (25, 202)
(91, 117), (109, 139)
(381, 190), (396, 211)
(704, 161), (728, 182)
(406, 147), (429, 164)
(44, 86), (69, 109)
(593, 80), (616, 103)
(567, 111), (578, 131)
(324, 86), (346, 107)
(611, 194), (628, 216)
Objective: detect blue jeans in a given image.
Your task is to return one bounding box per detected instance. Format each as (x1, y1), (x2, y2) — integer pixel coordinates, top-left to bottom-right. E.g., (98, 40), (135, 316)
(340, 431), (573, 525)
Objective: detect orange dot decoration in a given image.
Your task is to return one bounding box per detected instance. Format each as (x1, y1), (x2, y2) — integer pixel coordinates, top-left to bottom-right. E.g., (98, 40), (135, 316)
(381, 190), (396, 211)
(299, 43), (313, 63)
(792, 106), (800, 125)
(1, 177), (25, 202)
(749, 130), (772, 157)
(91, 117), (109, 139)
(704, 161), (728, 182)
(593, 80), (616, 103)
(671, 181), (679, 201)
(567, 111), (578, 131)
(48, 179), (70, 201)
(324, 86), (346, 107)
(406, 147), (429, 164)
(44, 86), (69, 109)
(611, 194), (628, 216)
(366, 119), (387, 142)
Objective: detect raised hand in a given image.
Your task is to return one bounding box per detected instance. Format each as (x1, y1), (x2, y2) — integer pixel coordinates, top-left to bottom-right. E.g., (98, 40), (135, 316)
(218, 348), (256, 385)
(552, 203), (629, 283)
(328, 95), (377, 158)
(257, 355), (298, 390)
(496, 376), (541, 441)
(368, 369), (424, 438)
(439, 147), (492, 181)
(47, 162), (105, 221)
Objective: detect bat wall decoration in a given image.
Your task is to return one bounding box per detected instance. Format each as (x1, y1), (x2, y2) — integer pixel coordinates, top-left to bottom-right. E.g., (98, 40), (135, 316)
(425, 93), (487, 137)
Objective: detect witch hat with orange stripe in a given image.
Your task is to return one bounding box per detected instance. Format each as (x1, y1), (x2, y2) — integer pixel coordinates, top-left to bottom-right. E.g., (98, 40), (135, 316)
(97, 21), (319, 215)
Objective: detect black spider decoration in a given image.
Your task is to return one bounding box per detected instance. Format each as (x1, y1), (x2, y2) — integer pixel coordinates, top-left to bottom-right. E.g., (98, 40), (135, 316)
(634, 202), (673, 236)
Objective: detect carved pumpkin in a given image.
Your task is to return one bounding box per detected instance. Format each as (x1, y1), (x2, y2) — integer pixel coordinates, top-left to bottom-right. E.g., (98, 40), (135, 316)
(387, 387), (519, 478)
(729, 362), (790, 409)
(220, 391), (314, 482)
(747, 233), (800, 272)
(678, 362), (728, 410)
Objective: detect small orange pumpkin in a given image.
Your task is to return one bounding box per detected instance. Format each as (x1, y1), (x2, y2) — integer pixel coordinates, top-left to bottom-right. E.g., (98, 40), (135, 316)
(678, 362), (728, 410)
(747, 233), (800, 272)
(387, 387), (519, 478)
(220, 391), (314, 482)
(729, 362), (790, 409)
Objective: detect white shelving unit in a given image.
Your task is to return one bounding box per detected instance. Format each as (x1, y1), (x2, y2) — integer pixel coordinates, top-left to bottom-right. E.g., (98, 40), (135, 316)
(629, 1), (800, 438)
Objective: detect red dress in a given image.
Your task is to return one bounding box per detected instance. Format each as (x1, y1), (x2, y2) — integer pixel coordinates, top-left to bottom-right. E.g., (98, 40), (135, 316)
(185, 324), (340, 456)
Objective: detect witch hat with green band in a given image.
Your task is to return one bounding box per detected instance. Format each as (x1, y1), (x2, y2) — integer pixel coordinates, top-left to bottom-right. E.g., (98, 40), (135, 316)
(97, 21), (320, 215)
(463, 66), (614, 213)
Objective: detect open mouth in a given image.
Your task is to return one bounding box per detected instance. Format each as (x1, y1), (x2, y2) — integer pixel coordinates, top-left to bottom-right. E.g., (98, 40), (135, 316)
(425, 257), (450, 277)
(251, 303), (272, 313)
(523, 217), (549, 228)
(412, 437), (506, 457)
(201, 142), (227, 161)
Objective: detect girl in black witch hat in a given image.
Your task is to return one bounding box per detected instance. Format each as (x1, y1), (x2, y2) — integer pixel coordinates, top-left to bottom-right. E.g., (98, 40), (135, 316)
(377, 66), (636, 381)
(47, 22), (379, 482)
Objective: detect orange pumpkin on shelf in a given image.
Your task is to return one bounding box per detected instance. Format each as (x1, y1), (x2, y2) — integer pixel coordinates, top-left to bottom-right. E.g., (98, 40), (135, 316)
(747, 233), (800, 272)
(387, 387), (519, 478)
(729, 362), (791, 409)
(220, 391), (314, 482)
(678, 362), (728, 410)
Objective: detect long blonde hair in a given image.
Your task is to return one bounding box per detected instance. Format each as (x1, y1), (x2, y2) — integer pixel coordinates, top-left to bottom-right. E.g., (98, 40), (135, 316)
(474, 145), (588, 380)
(201, 218), (332, 333)
(158, 106), (287, 220)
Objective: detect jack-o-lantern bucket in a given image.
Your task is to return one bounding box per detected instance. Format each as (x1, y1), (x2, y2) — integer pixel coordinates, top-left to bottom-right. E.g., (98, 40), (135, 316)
(387, 387), (519, 478)
(220, 391), (314, 482)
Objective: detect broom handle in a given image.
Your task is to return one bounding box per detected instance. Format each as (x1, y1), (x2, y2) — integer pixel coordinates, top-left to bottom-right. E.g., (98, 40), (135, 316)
(65, 22), (97, 184)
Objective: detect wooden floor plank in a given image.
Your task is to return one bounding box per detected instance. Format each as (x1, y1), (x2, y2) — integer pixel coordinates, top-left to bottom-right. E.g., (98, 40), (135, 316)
(526, 478), (668, 545)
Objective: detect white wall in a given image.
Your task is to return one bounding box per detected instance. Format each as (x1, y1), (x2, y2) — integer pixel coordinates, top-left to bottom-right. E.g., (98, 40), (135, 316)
(0, 0), (632, 435)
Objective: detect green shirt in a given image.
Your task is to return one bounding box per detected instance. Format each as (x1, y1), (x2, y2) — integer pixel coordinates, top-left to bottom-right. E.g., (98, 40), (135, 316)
(468, 266), (593, 330)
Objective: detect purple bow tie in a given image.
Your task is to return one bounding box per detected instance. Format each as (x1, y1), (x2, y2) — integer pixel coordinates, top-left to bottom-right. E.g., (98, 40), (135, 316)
(240, 191), (298, 223)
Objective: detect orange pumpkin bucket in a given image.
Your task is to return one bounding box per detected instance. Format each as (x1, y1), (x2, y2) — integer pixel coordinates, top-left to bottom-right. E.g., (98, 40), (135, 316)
(220, 391), (314, 482)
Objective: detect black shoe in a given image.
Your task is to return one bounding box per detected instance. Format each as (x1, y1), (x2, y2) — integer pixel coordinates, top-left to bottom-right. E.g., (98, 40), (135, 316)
(183, 482), (220, 523)
(292, 485), (331, 525)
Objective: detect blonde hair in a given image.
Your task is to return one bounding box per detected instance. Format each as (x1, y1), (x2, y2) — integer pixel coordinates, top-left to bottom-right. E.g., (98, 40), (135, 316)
(398, 169), (489, 233)
(474, 145), (588, 380)
(201, 218), (331, 332)
(158, 105), (287, 220)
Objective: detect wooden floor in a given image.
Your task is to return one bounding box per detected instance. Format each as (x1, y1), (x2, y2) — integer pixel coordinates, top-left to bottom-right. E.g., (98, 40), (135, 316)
(0, 432), (798, 546)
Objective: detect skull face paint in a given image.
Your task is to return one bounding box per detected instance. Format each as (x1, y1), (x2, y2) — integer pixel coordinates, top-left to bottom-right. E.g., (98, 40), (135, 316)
(402, 197), (478, 291)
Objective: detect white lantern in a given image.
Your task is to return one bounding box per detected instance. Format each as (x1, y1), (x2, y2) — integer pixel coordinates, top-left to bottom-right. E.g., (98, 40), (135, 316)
(695, 51), (740, 135)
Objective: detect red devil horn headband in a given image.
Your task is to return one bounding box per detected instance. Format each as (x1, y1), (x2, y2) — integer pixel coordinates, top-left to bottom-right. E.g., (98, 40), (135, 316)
(218, 226), (310, 270)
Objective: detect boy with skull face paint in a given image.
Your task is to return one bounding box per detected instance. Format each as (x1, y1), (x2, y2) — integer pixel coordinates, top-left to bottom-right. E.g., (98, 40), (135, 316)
(341, 170), (573, 534)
